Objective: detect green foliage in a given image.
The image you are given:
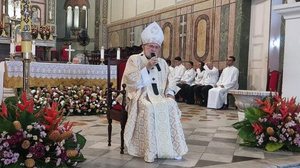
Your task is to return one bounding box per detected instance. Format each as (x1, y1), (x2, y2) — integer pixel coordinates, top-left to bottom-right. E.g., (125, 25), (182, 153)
(19, 111), (37, 129)
(244, 107), (265, 124)
(232, 120), (250, 129)
(0, 117), (15, 132)
(238, 125), (256, 143)
(265, 143), (284, 152)
(64, 133), (87, 150)
(4, 96), (18, 121)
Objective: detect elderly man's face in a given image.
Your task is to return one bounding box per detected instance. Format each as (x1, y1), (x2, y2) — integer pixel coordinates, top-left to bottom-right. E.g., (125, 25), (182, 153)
(143, 43), (161, 58)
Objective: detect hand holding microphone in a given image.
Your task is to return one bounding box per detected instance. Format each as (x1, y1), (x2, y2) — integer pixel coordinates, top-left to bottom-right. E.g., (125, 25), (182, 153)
(150, 53), (161, 71)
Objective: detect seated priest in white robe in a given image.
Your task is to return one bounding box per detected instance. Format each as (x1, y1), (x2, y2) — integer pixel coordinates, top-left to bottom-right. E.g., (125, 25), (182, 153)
(207, 56), (239, 109)
(173, 57), (186, 84)
(122, 22), (188, 163)
(194, 62), (219, 106)
(176, 61), (196, 103)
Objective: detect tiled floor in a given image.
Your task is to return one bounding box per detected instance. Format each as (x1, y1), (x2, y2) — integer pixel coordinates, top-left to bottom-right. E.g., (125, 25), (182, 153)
(67, 103), (300, 168)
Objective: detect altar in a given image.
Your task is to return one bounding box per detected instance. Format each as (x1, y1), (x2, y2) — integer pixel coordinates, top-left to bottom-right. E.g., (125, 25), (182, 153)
(0, 61), (117, 102)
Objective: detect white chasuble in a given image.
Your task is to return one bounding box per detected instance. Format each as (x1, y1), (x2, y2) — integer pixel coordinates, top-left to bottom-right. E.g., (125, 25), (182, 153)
(122, 52), (188, 162)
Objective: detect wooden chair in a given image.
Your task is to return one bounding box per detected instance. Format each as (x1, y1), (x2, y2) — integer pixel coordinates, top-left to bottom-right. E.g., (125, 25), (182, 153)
(107, 83), (128, 154)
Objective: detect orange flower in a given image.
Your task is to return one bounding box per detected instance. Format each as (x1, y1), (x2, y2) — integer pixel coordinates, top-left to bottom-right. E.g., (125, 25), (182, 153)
(63, 121), (74, 131)
(17, 92), (34, 113)
(43, 102), (62, 131)
(273, 92), (282, 103)
(256, 98), (266, 106)
(261, 100), (275, 115)
(287, 97), (297, 112)
(252, 123), (263, 135)
(280, 100), (289, 119)
(0, 102), (8, 118)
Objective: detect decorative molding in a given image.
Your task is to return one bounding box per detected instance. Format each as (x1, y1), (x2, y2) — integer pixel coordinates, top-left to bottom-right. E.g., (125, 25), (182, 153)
(47, 0), (55, 24)
(273, 2), (300, 19)
(102, 0), (108, 48)
(193, 14), (210, 62)
(95, 0), (100, 50)
(162, 22), (173, 60)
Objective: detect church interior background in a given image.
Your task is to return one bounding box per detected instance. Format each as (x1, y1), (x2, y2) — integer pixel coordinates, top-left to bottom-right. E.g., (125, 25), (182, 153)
(0, 0), (290, 94)
(1, 0), (300, 167)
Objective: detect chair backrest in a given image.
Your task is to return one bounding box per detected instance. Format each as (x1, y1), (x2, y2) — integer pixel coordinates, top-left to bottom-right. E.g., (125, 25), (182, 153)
(267, 70), (281, 92)
(107, 82), (126, 111)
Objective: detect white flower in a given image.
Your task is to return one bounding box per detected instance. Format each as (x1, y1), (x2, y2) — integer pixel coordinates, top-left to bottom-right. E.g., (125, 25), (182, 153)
(1, 131), (8, 136)
(45, 157), (50, 163)
(33, 135), (38, 141)
(56, 158), (61, 166)
(27, 125), (33, 131)
(27, 153), (33, 158)
(31, 90), (36, 94)
(45, 146), (50, 151)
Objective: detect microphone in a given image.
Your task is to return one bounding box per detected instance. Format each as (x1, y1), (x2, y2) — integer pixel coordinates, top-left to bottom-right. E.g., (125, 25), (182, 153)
(151, 53), (161, 71)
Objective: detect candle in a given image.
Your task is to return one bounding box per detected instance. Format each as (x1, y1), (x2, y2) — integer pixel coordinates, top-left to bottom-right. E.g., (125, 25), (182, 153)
(32, 40), (36, 56)
(117, 48), (120, 60)
(68, 45), (71, 62)
(10, 38), (15, 55)
(101, 46), (104, 60)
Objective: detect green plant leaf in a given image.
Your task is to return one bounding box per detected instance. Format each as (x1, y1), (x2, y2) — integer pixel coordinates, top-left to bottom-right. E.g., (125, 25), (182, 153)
(245, 107), (265, 123)
(76, 133), (87, 149)
(0, 118), (15, 132)
(70, 153), (86, 162)
(238, 125), (256, 142)
(232, 120), (250, 130)
(4, 162), (21, 168)
(19, 112), (37, 129)
(4, 96), (19, 121)
(240, 141), (257, 147)
(265, 142), (284, 152)
(64, 133), (86, 150)
(287, 145), (300, 152)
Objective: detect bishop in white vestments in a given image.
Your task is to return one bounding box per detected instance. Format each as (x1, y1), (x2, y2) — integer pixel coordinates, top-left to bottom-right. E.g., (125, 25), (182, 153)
(122, 22), (188, 162)
(207, 56), (239, 109)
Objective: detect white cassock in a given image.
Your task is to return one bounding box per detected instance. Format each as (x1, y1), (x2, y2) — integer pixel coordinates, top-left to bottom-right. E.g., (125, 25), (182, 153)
(207, 66), (239, 109)
(200, 66), (219, 86)
(180, 68), (196, 85)
(173, 64), (186, 83)
(122, 52), (188, 162)
(192, 68), (205, 86)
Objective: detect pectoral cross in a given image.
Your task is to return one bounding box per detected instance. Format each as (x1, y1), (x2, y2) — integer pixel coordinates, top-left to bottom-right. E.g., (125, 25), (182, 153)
(65, 45), (75, 63)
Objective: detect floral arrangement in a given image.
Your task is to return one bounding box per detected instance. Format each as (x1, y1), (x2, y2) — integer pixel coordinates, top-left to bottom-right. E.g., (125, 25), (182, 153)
(0, 92), (86, 167)
(31, 85), (112, 116)
(233, 93), (300, 152)
(31, 25), (39, 39)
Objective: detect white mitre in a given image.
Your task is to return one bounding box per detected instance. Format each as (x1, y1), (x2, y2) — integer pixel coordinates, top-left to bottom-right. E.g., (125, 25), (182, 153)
(141, 22), (164, 46)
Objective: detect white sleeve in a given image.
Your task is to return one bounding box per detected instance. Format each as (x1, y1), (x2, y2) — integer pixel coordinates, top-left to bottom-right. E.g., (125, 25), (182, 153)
(136, 67), (151, 89)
